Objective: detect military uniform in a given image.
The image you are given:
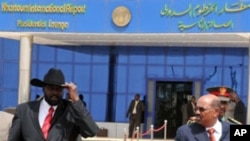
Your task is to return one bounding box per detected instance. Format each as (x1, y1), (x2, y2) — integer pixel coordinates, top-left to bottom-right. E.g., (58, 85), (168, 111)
(185, 86), (242, 125)
(206, 86), (242, 125)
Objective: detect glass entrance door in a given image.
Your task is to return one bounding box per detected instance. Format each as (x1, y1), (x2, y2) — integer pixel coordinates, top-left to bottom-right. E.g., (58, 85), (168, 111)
(153, 81), (193, 139)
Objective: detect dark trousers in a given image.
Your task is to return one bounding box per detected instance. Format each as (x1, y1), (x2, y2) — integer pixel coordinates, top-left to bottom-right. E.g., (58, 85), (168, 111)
(128, 114), (141, 138)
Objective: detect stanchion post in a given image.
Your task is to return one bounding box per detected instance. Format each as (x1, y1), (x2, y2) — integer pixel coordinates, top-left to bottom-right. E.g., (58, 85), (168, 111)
(136, 126), (139, 141)
(150, 124), (154, 141)
(164, 120), (167, 141)
(124, 128), (127, 141)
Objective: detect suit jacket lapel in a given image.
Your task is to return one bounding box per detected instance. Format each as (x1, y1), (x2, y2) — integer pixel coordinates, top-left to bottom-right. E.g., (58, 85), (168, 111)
(132, 100), (136, 107)
(51, 100), (68, 125)
(220, 122), (230, 140)
(29, 100), (44, 139)
(193, 124), (210, 141)
(194, 131), (209, 141)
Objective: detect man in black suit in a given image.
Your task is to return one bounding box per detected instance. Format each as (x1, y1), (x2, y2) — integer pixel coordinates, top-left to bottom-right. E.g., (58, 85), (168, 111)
(230, 91), (246, 124)
(8, 68), (99, 141)
(187, 96), (196, 120)
(126, 93), (144, 138)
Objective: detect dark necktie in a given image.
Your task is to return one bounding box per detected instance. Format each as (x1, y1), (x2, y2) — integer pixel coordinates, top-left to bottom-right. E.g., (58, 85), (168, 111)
(207, 128), (216, 141)
(42, 107), (54, 139)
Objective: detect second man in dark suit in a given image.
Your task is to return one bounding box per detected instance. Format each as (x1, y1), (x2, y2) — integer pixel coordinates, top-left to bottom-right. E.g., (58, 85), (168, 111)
(126, 93), (144, 138)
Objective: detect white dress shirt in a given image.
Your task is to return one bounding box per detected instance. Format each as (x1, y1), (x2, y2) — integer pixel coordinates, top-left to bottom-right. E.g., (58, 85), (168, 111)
(38, 98), (57, 128)
(206, 119), (222, 141)
(132, 101), (138, 114)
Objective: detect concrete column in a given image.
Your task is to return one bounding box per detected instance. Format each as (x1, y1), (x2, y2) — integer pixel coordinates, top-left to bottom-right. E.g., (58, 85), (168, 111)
(18, 35), (33, 104)
(247, 37), (250, 124)
(194, 81), (201, 98)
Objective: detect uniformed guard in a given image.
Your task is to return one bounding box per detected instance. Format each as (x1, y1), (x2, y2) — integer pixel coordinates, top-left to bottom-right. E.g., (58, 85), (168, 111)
(186, 86), (242, 125)
(206, 86), (242, 125)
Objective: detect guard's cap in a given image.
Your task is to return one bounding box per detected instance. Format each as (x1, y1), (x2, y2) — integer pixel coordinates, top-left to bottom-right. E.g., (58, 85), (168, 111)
(206, 86), (233, 102)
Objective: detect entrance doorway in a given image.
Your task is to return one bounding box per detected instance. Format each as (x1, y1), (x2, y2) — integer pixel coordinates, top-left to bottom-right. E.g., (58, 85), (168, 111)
(153, 81), (193, 139)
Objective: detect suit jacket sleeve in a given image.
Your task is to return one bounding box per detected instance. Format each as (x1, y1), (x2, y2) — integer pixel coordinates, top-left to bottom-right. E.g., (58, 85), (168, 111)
(70, 100), (99, 138)
(175, 125), (187, 141)
(126, 100), (134, 117)
(7, 104), (24, 141)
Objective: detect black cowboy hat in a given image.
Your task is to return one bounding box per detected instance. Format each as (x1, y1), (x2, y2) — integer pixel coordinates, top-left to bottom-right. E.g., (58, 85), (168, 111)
(30, 68), (65, 87)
